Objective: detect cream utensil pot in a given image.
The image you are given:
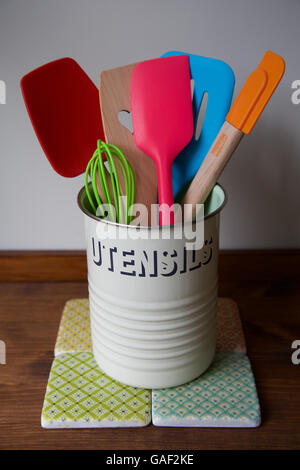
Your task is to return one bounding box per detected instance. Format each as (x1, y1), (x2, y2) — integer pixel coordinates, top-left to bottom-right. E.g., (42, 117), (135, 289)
(78, 184), (226, 389)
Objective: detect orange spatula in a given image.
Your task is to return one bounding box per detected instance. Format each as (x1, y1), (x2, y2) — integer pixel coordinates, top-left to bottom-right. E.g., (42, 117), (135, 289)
(182, 50), (285, 221)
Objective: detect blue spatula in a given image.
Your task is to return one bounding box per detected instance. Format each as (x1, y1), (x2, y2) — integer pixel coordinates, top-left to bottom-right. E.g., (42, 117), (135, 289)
(161, 51), (235, 201)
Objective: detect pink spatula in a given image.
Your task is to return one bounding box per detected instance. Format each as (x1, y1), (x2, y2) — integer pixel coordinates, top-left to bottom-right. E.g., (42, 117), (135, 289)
(131, 55), (194, 225)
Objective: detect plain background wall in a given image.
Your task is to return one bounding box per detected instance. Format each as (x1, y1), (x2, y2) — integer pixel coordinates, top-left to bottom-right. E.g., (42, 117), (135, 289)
(0, 0), (299, 249)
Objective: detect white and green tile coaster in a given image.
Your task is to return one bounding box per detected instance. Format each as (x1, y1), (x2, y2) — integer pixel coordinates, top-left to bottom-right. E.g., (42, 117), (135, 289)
(54, 297), (246, 356)
(42, 352), (151, 428)
(152, 352), (261, 428)
(46, 297), (258, 429)
(54, 299), (91, 356)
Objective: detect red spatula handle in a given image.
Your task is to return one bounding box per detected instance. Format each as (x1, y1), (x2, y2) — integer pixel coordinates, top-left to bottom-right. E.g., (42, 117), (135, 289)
(157, 158), (175, 225)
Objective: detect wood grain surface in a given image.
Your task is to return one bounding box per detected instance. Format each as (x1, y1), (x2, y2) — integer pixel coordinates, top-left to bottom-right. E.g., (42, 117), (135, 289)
(0, 251), (299, 449)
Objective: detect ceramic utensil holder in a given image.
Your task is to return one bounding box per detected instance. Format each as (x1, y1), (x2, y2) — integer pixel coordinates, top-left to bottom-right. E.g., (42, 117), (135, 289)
(78, 184), (226, 388)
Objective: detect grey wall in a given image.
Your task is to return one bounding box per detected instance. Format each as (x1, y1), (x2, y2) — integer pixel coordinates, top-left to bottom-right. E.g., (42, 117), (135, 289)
(0, 0), (299, 249)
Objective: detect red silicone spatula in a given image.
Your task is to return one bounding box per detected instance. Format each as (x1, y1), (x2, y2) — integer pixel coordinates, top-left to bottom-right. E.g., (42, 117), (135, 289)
(131, 55), (194, 225)
(20, 57), (104, 177)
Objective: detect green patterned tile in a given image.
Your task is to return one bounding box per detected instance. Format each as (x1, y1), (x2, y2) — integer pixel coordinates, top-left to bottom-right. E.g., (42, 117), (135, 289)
(54, 299), (92, 356)
(152, 352), (261, 427)
(42, 352), (151, 428)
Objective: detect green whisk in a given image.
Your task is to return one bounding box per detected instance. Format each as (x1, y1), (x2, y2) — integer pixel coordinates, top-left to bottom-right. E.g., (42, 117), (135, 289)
(85, 140), (135, 225)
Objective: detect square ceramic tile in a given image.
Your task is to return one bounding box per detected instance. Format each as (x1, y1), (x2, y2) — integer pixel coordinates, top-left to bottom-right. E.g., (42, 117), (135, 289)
(217, 298), (247, 354)
(42, 352), (151, 428)
(54, 299), (92, 356)
(152, 352), (261, 428)
(54, 297), (246, 355)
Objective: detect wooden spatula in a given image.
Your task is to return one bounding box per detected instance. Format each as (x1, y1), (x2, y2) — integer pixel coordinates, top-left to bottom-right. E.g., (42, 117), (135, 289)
(100, 63), (157, 226)
(182, 50), (285, 221)
(131, 55), (194, 225)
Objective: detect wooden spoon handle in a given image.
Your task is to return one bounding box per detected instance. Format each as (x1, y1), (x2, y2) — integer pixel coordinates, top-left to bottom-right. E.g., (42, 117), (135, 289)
(182, 121), (243, 221)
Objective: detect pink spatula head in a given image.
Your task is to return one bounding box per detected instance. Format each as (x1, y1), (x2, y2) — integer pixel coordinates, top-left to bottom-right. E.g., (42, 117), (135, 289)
(131, 55), (194, 225)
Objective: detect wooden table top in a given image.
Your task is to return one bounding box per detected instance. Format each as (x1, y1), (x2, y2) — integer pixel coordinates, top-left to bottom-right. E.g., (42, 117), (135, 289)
(0, 251), (299, 450)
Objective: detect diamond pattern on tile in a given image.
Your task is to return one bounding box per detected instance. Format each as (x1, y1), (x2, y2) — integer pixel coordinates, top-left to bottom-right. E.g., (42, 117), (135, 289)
(54, 299), (92, 355)
(217, 298), (246, 354)
(41, 352), (151, 428)
(152, 352), (261, 428)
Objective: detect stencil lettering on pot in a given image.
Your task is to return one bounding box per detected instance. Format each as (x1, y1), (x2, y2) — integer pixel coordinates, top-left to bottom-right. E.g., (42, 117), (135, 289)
(91, 237), (213, 277)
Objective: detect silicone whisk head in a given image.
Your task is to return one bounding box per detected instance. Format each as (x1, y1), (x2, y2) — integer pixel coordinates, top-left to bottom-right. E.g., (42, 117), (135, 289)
(85, 140), (135, 225)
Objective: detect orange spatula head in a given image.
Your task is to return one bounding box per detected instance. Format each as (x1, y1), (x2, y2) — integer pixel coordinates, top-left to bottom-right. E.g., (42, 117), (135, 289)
(226, 51), (285, 134)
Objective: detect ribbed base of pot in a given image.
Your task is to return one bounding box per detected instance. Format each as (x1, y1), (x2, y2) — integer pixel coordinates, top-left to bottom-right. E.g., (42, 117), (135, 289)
(92, 340), (216, 389)
(88, 278), (217, 387)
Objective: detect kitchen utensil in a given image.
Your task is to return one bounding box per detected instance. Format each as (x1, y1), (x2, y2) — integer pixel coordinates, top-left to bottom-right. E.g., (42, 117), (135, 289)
(161, 51), (235, 200)
(99, 63), (157, 226)
(182, 50), (285, 221)
(21, 57), (117, 204)
(20, 57), (104, 177)
(131, 55), (194, 225)
(85, 140), (135, 225)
